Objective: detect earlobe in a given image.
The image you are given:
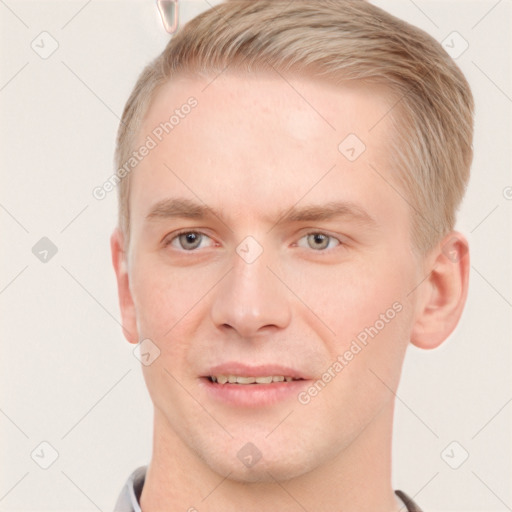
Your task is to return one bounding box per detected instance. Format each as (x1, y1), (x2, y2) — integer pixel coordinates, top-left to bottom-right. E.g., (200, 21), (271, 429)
(410, 232), (470, 350)
(110, 228), (139, 344)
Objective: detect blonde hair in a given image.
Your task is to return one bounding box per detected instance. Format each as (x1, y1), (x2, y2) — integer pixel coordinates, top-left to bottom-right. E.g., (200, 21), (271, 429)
(115, 0), (474, 253)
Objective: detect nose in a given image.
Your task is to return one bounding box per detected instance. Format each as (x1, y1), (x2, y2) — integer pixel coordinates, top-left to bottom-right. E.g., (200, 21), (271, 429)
(210, 246), (292, 338)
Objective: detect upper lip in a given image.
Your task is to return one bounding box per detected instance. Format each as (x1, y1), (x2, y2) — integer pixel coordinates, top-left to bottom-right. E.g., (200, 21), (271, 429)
(205, 362), (309, 380)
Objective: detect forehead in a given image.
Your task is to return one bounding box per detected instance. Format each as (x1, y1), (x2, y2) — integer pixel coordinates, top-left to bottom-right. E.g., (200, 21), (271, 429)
(140, 70), (394, 151)
(130, 71), (405, 230)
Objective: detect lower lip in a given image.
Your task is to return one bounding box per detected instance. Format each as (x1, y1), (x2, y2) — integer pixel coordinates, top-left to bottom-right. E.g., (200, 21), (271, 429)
(199, 378), (310, 408)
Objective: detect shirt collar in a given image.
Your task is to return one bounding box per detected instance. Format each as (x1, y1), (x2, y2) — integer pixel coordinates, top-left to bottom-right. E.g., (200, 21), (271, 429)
(113, 466), (146, 512)
(114, 466), (423, 512)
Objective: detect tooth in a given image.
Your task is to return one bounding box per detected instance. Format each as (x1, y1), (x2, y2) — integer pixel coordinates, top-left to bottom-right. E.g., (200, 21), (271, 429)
(212, 375), (295, 384)
(236, 376), (256, 384)
(255, 376), (273, 384)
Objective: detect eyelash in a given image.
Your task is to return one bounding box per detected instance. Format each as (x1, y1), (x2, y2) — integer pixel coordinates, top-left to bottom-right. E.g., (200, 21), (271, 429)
(164, 229), (344, 253)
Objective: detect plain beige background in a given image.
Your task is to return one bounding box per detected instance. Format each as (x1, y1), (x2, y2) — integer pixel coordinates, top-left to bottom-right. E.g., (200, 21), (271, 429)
(1, 1), (510, 510)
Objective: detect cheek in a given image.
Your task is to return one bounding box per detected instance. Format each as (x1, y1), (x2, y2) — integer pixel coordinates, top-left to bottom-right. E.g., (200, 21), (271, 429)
(282, 251), (412, 347)
(129, 255), (220, 341)
(301, 279), (413, 440)
(318, 258), (414, 410)
(130, 268), (175, 337)
(130, 259), (207, 396)
(343, 273), (407, 341)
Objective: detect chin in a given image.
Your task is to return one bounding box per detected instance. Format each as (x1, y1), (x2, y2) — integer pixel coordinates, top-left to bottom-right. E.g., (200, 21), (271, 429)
(213, 459), (312, 484)
(200, 441), (322, 484)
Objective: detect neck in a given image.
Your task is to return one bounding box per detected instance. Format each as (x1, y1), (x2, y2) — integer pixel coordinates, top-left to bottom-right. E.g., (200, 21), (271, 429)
(140, 403), (398, 512)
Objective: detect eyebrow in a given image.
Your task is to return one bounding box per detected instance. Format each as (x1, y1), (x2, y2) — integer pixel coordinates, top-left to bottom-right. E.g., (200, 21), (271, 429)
(279, 202), (377, 226)
(145, 197), (378, 228)
(146, 198), (210, 220)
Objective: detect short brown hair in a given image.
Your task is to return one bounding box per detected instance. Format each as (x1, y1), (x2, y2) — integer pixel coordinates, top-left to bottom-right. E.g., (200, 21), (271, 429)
(115, 0), (474, 253)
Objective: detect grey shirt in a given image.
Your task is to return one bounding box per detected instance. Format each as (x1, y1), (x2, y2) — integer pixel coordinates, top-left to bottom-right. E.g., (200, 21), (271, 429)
(114, 466), (423, 512)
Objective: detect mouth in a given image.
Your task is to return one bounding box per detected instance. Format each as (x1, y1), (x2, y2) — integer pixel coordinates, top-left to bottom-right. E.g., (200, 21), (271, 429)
(208, 375), (304, 384)
(200, 364), (310, 407)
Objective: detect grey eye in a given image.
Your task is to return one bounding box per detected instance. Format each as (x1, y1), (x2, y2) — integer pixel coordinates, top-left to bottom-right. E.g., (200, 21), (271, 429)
(178, 232), (203, 250)
(307, 233), (330, 250)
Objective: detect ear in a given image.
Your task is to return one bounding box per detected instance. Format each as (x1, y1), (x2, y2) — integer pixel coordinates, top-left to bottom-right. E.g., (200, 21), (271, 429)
(410, 232), (470, 350)
(110, 228), (139, 344)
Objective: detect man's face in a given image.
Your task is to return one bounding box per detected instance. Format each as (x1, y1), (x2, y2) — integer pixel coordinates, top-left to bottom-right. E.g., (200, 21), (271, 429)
(122, 71), (426, 481)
